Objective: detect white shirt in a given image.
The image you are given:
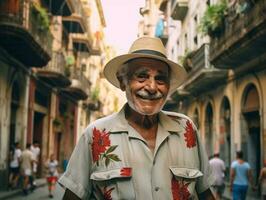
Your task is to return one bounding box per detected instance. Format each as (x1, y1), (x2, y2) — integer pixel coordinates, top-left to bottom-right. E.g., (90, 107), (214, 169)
(59, 105), (214, 199)
(31, 145), (40, 161)
(209, 157), (225, 185)
(10, 148), (22, 168)
(47, 160), (58, 177)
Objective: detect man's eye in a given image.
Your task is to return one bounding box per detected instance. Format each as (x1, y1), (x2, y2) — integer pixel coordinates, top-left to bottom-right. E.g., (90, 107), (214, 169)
(135, 74), (148, 81)
(155, 75), (168, 84)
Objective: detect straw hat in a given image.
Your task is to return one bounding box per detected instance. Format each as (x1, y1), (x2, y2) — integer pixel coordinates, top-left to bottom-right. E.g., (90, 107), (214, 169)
(103, 36), (187, 94)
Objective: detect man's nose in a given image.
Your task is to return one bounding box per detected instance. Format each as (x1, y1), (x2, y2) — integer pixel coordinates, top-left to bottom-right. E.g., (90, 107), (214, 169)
(145, 77), (157, 93)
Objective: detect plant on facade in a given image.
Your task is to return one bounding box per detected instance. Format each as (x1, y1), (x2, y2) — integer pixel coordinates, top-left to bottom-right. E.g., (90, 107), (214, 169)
(91, 86), (100, 102)
(65, 55), (75, 77)
(198, 1), (228, 37)
(66, 55), (75, 66)
(179, 50), (195, 72)
(31, 2), (50, 32)
(53, 117), (62, 127)
(88, 86), (101, 111)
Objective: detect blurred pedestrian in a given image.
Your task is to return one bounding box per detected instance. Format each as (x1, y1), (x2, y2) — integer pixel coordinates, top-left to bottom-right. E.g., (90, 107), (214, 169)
(8, 142), (21, 189)
(20, 143), (34, 195)
(230, 150), (255, 200)
(209, 153), (226, 200)
(31, 141), (40, 183)
(258, 160), (266, 200)
(46, 154), (59, 198)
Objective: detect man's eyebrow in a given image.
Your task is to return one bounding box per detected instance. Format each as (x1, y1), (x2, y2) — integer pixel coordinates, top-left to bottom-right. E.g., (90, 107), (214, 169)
(157, 70), (169, 76)
(133, 68), (148, 75)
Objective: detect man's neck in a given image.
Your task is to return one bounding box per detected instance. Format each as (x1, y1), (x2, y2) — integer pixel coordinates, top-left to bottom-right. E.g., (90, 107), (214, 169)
(125, 104), (159, 129)
(125, 104), (159, 152)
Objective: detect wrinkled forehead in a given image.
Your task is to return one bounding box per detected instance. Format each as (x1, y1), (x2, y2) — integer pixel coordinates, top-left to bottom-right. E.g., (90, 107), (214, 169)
(127, 58), (170, 75)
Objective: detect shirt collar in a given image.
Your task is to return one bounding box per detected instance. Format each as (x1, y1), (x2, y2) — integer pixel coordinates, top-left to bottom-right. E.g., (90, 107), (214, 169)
(108, 104), (183, 135)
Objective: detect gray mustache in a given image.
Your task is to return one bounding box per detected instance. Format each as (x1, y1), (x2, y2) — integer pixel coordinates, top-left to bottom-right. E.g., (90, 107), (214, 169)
(136, 90), (163, 100)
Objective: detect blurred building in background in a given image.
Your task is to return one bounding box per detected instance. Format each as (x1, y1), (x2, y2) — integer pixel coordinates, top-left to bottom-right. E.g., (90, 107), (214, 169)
(0, 0), (123, 190)
(138, 0), (266, 199)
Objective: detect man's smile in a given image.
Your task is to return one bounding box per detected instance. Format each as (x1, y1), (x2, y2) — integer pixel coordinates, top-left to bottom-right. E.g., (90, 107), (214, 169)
(136, 90), (164, 100)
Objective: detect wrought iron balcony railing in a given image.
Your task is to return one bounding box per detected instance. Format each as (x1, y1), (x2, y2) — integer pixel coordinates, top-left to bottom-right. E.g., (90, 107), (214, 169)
(36, 51), (71, 87)
(0, 0), (52, 67)
(210, 0), (266, 69)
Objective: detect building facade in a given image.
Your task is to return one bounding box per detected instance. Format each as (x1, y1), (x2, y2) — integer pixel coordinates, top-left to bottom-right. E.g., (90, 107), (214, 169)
(140, 0), (266, 199)
(0, 0), (108, 189)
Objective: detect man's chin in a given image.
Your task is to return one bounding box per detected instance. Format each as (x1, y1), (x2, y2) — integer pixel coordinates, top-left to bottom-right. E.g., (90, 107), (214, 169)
(135, 106), (161, 116)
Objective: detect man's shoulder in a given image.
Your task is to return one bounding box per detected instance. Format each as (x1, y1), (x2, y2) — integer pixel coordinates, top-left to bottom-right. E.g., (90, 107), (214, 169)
(162, 110), (191, 121)
(83, 112), (120, 135)
(89, 113), (118, 127)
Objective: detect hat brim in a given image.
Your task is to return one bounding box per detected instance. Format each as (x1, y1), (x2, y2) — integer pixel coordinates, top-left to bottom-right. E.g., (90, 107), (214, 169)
(103, 53), (187, 95)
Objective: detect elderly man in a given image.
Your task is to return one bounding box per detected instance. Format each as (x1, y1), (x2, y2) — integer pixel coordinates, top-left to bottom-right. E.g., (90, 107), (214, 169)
(59, 37), (215, 200)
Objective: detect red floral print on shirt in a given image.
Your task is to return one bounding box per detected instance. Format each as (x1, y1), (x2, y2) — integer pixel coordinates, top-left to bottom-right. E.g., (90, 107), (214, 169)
(120, 167), (132, 177)
(91, 127), (121, 166)
(103, 186), (114, 200)
(92, 127), (111, 162)
(184, 120), (197, 148)
(171, 177), (190, 200)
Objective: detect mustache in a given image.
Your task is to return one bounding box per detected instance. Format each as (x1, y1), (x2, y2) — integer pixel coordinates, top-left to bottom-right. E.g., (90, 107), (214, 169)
(136, 90), (164, 100)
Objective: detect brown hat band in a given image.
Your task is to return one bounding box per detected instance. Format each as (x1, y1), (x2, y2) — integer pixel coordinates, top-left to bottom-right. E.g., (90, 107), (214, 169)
(132, 50), (167, 58)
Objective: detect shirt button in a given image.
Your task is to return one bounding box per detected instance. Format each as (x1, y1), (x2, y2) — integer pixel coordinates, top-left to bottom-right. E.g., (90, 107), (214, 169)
(155, 187), (160, 191)
(153, 160), (156, 165)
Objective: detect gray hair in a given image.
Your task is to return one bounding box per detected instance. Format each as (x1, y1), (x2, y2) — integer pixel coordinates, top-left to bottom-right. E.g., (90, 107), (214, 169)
(116, 63), (130, 85)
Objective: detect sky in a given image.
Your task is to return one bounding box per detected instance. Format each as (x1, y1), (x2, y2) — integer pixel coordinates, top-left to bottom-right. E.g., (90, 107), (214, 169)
(101, 0), (144, 54)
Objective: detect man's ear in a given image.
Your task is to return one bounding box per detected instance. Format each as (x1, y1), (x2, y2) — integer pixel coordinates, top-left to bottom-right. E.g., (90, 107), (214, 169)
(117, 77), (126, 91)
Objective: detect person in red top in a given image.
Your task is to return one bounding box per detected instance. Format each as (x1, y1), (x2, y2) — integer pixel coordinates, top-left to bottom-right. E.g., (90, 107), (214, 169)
(46, 154), (59, 198)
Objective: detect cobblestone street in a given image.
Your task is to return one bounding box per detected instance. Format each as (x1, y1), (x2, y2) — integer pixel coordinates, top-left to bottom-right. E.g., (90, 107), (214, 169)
(1, 181), (64, 200)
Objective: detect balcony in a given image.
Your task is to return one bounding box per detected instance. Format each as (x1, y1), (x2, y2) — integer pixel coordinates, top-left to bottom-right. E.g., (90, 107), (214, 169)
(71, 33), (91, 53)
(35, 51), (71, 88)
(41, 0), (74, 16)
(62, 0), (87, 33)
(171, 0), (188, 21)
(210, 0), (266, 69)
(155, 18), (169, 46)
(181, 44), (228, 95)
(0, 0), (52, 67)
(91, 41), (101, 55)
(61, 67), (90, 100)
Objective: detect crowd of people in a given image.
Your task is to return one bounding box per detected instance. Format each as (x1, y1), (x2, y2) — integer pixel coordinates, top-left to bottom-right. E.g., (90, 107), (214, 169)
(209, 151), (266, 200)
(8, 141), (59, 198)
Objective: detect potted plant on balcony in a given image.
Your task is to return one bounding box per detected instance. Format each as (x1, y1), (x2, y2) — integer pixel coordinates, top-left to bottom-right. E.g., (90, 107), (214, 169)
(65, 55), (75, 77)
(198, 1), (228, 37)
(179, 50), (195, 72)
(88, 86), (101, 111)
(31, 2), (50, 32)
(53, 117), (62, 132)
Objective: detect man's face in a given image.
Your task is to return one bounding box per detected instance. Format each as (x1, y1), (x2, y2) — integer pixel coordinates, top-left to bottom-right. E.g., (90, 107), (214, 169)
(122, 58), (170, 115)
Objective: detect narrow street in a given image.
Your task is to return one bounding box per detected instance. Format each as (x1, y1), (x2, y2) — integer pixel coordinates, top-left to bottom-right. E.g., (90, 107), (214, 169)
(5, 183), (64, 200)
(0, 0), (265, 199)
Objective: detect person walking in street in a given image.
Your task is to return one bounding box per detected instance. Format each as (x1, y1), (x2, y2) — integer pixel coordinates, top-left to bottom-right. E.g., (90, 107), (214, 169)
(46, 154), (59, 198)
(209, 153), (226, 199)
(8, 142), (21, 189)
(31, 140), (40, 188)
(258, 160), (266, 200)
(58, 36), (215, 200)
(230, 150), (255, 200)
(20, 143), (34, 195)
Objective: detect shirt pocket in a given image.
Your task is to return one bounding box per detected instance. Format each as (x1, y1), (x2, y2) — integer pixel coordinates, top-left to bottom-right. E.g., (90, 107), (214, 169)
(170, 167), (203, 200)
(90, 167), (135, 200)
